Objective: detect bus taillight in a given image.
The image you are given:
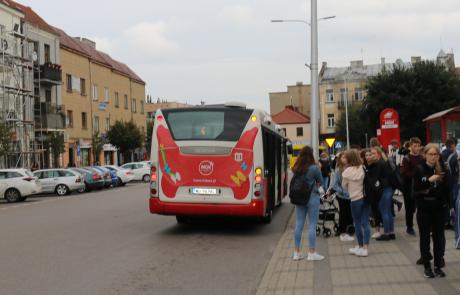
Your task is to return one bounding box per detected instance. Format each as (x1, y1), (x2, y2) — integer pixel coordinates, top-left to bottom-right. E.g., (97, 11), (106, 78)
(150, 165), (158, 197)
(254, 167), (263, 198)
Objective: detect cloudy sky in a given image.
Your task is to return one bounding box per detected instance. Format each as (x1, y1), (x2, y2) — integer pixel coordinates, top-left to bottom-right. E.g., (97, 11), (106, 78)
(20, 0), (460, 112)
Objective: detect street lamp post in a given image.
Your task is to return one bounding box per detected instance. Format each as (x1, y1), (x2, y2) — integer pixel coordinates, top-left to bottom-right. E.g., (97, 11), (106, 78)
(272, 2), (335, 159)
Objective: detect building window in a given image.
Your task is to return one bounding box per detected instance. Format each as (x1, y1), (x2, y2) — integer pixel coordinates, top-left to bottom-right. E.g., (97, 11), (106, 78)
(326, 89), (334, 102)
(92, 84), (98, 100)
(340, 88), (348, 102)
(104, 87), (109, 102)
(82, 112), (87, 129)
(282, 128), (287, 135)
(105, 117), (110, 131)
(66, 74), (72, 92)
(33, 41), (39, 65)
(354, 88), (363, 101)
(67, 110), (73, 128)
(132, 98), (136, 113)
(44, 44), (50, 63)
(140, 100), (144, 114)
(327, 114), (335, 128)
(296, 127), (303, 137)
(124, 94), (128, 109)
(80, 78), (86, 96)
(114, 92), (119, 108)
(94, 116), (99, 132)
(45, 89), (51, 103)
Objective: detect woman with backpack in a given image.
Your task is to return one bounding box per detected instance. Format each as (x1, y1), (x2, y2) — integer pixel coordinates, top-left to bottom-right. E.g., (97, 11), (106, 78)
(342, 149), (370, 256)
(413, 144), (449, 278)
(291, 146), (325, 261)
(331, 152), (355, 242)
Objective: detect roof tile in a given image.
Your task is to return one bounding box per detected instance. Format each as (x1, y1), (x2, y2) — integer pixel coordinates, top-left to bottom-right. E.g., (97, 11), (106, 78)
(272, 106), (310, 124)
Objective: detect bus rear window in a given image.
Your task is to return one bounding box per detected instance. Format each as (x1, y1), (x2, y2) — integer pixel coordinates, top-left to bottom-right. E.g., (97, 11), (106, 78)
(162, 109), (253, 141)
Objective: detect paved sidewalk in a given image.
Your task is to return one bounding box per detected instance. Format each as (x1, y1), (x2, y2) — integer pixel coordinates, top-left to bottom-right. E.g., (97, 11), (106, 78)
(256, 206), (460, 295)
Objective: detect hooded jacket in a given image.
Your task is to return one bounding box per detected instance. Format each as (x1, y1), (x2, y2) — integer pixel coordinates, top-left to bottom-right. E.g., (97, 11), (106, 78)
(342, 165), (365, 201)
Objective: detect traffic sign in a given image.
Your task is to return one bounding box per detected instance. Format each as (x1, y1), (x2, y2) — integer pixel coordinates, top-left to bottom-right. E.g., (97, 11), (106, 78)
(335, 141), (342, 149)
(325, 138), (336, 148)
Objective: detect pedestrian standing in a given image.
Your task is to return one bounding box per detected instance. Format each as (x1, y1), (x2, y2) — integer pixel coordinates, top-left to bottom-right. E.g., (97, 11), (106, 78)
(292, 146), (325, 261)
(364, 149), (383, 238)
(441, 138), (459, 228)
(413, 144), (449, 278)
(342, 149), (370, 257)
(331, 152), (354, 242)
(319, 152), (331, 192)
(400, 137), (424, 236)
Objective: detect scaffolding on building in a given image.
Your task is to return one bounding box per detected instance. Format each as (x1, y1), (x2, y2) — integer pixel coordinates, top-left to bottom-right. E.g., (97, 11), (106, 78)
(0, 23), (42, 168)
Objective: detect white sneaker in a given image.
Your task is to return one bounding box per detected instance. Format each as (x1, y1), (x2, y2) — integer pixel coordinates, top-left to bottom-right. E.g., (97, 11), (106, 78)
(372, 232), (382, 239)
(349, 246), (360, 255)
(340, 234), (355, 242)
(355, 248), (368, 257)
(293, 252), (305, 261)
(307, 252), (325, 261)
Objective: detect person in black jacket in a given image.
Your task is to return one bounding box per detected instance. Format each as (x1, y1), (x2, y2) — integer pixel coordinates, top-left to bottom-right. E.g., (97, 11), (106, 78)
(413, 143), (449, 278)
(364, 149), (383, 238)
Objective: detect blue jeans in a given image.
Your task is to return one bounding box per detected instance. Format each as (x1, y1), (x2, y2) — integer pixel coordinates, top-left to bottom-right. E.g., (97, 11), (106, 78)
(455, 193), (460, 249)
(379, 187), (394, 234)
(294, 195), (320, 249)
(322, 176), (329, 191)
(351, 198), (371, 246)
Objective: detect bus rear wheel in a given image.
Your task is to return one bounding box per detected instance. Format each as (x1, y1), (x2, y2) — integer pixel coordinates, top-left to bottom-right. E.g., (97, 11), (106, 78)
(261, 208), (273, 224)
(176, 215), (191, 224)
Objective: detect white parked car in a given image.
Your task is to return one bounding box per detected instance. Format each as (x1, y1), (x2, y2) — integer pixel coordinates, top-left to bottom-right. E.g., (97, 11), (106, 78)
(119, 162), (151, 182)
(0, 169), (42, 202)
(103, 165), (135, 186)
(33, 169), (85, 196)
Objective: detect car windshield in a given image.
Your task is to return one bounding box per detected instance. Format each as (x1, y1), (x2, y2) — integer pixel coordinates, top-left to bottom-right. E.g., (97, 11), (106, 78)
(25, 171), (34, 177)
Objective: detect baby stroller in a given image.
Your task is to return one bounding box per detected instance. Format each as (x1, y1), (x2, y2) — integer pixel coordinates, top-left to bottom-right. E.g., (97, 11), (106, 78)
(316, 188), (340, 238)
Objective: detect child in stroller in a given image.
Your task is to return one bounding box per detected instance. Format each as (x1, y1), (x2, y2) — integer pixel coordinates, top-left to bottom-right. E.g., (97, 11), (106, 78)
(316, 188), (340, 238)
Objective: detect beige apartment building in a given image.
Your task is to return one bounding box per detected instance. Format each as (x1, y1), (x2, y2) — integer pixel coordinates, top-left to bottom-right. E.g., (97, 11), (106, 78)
(57, 29), (146, 167)
(269, 82), (311, 117)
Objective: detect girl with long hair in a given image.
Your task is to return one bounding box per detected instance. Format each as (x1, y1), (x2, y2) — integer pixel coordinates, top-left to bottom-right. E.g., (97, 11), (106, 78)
(292, 146), (324, 261)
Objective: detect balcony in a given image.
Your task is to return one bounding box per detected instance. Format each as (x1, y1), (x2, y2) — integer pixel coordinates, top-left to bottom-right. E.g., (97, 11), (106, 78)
(34, 103), (65, 130)
(34, 63), (62, 85)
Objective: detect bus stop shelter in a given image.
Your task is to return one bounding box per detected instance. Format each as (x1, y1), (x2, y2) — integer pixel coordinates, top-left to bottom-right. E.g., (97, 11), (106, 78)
(423, 106), (460, 143)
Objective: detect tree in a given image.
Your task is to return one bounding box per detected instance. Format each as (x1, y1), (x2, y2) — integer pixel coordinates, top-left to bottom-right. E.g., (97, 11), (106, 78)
(0, 123), (12, 167)
(335, 104), (372, 148)
(363, 61), (460, 142)
(91, 131), (103, 165)
(145, 121), (153, 156)
(45, 132), (65, 168)
(107, 121), (143, 163)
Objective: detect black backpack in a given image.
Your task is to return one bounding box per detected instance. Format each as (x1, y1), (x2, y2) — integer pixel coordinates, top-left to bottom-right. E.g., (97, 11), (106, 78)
(289, 173), (314, 206)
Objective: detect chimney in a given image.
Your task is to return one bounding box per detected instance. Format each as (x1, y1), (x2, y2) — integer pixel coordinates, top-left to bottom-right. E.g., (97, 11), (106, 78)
(350, 60), (363, 68)
(411, 56), (421, 64)
(296, 81), (303, 86)
(74, 37), (96, 49)
(381, 57), (385, 65)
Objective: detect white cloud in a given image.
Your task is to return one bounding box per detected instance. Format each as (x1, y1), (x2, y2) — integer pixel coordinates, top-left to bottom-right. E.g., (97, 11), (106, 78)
(219, 5), (256, 26)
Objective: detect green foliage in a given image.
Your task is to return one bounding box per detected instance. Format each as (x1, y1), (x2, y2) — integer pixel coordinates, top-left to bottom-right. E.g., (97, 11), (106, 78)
(335, 104), (372, 148)
(107, 121), (144, 161)
(91, 131), (104, 164)
(145, 122), (153, 155)
(363, 61), (460, 142)
(45, 132), (65, 167)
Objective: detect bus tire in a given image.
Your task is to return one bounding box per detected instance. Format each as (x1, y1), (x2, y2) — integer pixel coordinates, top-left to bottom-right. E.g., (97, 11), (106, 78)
(261, 208), (273, 224)
(176, 215), (190, 224)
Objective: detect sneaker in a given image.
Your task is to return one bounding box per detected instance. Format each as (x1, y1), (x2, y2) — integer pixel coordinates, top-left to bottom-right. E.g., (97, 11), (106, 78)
(434, 267), (446, 278)
(340, 234), (355, 242)
(355, 248), (368, 257)
(372, 232), (382, 239)
(292, 252), (305, 261)
(376, 234), (391, 241)
(307, 252), (325, 261)
(406, 227), (416, 236)
(349, 246), (360, 255)
(424, 267), (435, 278)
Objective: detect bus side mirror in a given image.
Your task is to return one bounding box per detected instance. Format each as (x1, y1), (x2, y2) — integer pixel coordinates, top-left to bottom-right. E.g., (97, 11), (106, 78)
(287, 145), (293, 155)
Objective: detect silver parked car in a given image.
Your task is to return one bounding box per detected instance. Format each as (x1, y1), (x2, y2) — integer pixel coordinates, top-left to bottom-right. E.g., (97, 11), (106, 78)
(33, 169), (85, 196)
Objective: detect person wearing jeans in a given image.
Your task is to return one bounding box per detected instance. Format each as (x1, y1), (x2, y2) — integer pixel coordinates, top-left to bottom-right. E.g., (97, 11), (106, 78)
(291, 145), (324, 261)
(342, 149), (369, 257)
(378, 186), (395, 240)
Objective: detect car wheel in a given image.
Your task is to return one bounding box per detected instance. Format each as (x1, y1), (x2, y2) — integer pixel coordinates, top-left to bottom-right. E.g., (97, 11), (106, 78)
(55, 184), (69, 196)
(142, 174), (150, 183)
(78, 187), (86, 193)
(5, 188), (21, 203)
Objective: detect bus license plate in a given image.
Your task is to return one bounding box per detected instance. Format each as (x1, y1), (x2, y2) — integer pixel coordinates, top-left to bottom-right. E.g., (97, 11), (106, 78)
(191, 188), (218, 195)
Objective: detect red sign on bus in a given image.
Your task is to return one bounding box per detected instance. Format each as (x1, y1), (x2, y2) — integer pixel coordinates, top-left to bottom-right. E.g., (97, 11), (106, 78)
(379, 108), (400, 152)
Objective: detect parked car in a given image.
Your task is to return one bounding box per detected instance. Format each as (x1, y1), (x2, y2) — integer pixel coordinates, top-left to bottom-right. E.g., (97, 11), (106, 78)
(69, 167), (105, 192)
(33, 169), (85, 196)
(0, 169), (42, 202)
(119, 162), (151, 182)
(84, 167), (111, 188)
(93, 166), (118, 186)
(103, 165), (135, 186)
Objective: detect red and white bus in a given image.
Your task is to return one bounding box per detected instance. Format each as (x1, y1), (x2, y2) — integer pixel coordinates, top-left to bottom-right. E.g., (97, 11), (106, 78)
(149, 103), (289, 223)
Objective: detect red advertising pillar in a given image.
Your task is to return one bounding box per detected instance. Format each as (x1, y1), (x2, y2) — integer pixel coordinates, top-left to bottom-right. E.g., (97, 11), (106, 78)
(379, 108), (401, 152)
